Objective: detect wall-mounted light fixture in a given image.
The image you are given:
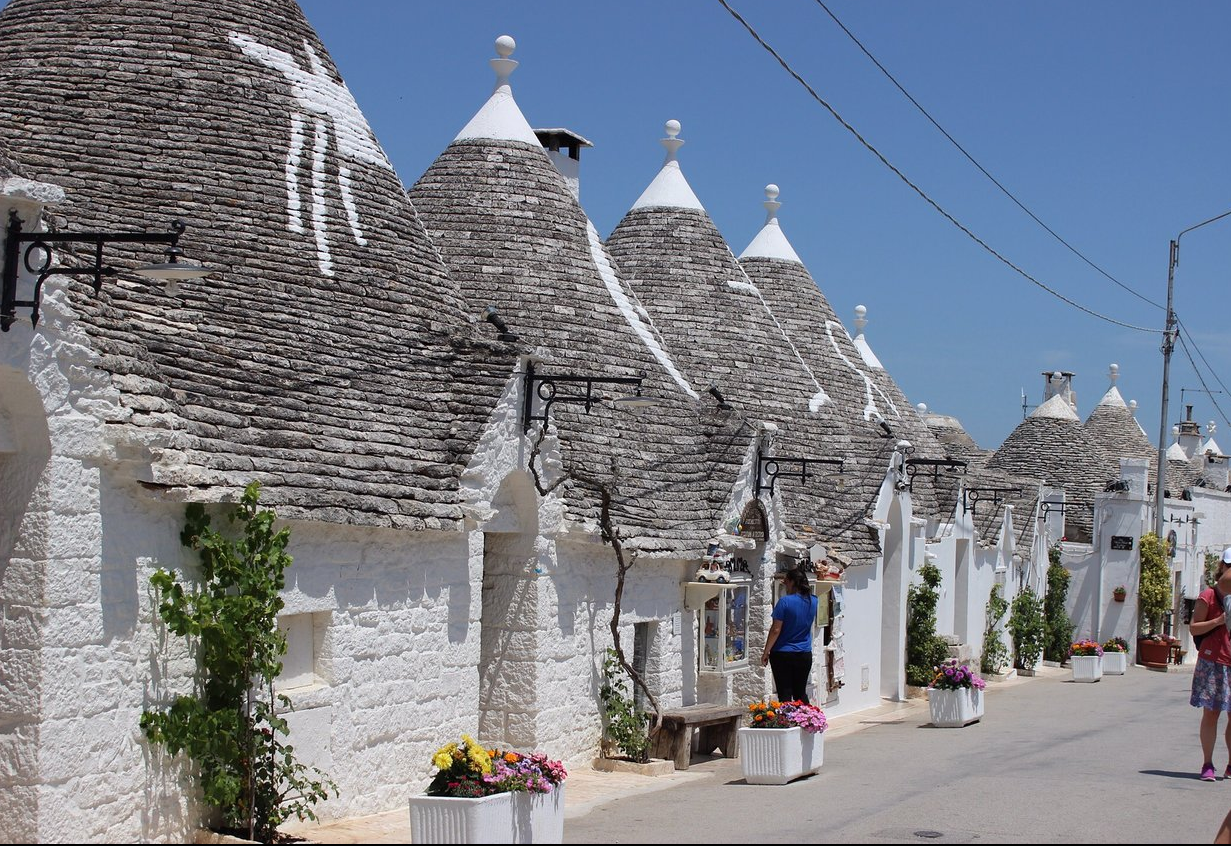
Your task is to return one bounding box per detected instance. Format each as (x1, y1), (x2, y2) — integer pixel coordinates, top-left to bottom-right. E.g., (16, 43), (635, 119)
(753, 447), (843, 498)
(706, 383), (732, 410)
(901, 456), (967, 492)
(483, 304), (518, 342)
(521, 361), (653, 432)
(962, 486), (1023, 515)
(1, 211), (211, 331)
(1039, 501), (1093, 518)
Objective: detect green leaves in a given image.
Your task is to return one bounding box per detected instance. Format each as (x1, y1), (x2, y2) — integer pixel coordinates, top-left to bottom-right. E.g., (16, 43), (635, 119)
(981, 585), (1011, 675)
(1138, 532), (1172, 636)
(1043, 560), (1075, 663)
(906, 561), (949, 687)
(141, 482), (336, 842)
(599, 648), (651, 762)
(1008, 588), (1046, 669)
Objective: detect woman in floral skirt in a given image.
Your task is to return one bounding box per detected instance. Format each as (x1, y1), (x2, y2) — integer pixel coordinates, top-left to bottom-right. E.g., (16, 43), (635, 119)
(1191, 549), (1231, 781)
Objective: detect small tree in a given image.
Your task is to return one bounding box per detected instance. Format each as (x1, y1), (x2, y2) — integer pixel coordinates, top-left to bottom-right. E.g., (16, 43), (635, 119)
(1138, 531), (1172, 636)
(905, 560), (949, 687)
(981, 584), (1011, 675)
(1008, 588), (1046, 670)
(141, 482), (336, 842)
(1043, 545), (1075, 662)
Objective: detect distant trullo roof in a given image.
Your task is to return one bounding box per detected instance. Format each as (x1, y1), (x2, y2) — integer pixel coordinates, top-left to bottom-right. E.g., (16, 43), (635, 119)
(607, 125), (884, 563)
(1083, 365), (1156, 466)
(987, 393), (1117, 542)
(408, 39), (718, 552)
(0, 0), (508, 528)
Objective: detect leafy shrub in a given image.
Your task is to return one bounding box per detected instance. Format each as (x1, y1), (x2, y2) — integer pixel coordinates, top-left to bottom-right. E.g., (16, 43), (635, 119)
(599, 647), (650, 762)
(906, 561), (950, 688)
(1138, 532), (1172, 636)
(1043, 546), (1075, 662)
(981, 584), (1010, 675)
(1009, 588), (1046, 670)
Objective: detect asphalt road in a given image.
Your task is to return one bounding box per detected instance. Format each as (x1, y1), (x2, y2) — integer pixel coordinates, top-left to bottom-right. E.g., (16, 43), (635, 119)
(564, 665), (1226, 844)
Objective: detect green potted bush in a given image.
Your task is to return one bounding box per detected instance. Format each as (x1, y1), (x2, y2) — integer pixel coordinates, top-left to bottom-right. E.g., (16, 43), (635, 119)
(1137, 532), (1173, 666)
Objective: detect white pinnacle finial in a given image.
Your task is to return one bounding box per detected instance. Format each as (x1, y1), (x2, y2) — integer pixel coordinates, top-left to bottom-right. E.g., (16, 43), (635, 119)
(1129, 399), (1138, 416)
(661, 119), (684, 162)
(491, 35), (518, 91)
(1211, 421), (1218, 435)
(917, 402), (928, 415)
(854, 304), (867, 334)
(763, 183), (781, 223)
(1108, 363), (1119, 385)
(1173, 425), (1181, 440)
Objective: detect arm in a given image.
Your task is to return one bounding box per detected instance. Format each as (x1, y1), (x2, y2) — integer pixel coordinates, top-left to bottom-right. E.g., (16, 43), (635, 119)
(1191, 598), (1226, 637)
(762, 620), (783, 666)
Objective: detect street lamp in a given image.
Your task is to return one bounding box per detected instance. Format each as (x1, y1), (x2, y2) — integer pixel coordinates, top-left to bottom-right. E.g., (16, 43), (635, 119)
(1155, 208), (1231, 538)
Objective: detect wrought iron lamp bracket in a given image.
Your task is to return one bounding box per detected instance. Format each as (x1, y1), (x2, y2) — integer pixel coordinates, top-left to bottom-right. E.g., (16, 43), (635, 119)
(2, 210), (189, 331)
(754, 447), (843, 499)
(962, 486), (1023, 515)
(521, 361), (644, 432)
(901, 457), (967, 492)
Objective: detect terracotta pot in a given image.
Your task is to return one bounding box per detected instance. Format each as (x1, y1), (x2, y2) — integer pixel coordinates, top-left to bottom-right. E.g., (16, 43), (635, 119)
(1138, 638), (1171, 667)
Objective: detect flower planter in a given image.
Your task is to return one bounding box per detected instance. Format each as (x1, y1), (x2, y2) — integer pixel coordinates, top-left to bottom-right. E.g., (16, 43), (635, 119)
(927, 686), (984, 728)
(1071, 654), (1102, 682)
(409, 791), (515, 844)
(737, 726), (824, 784)
(1138, 639), (1171, 667)
(511, 786), (565, 844)
(1101, 651), (1127, 675)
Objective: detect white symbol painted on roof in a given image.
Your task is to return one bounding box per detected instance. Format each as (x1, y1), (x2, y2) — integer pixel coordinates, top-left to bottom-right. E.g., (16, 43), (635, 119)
(231, 32), (393, 276)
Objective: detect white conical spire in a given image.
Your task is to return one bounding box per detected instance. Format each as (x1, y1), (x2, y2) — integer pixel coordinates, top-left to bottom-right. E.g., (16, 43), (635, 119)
(454, 35), (540, 145)
(739, 183), (803, 262)
(1096, 363), (1127, 408)
(850, 304), (883, 369)
(631, 120), (704, 210)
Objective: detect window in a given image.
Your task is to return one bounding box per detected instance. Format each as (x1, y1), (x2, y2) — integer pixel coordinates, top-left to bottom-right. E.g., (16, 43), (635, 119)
(276, 611), (329, 691)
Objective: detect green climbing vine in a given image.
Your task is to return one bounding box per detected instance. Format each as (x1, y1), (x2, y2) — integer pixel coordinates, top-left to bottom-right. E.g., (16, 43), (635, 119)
(1043, 545), (1075, 663)
(981, 584), (1010, 675)
(140, 482), (336, 842)
(906, 560), (949, 687)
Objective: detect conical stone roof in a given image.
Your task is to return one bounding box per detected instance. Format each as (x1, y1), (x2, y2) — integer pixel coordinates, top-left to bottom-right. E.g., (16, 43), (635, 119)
(0, 0), (508, 528)
(987, 394), (1117, 542)
(607, 126), (881, 563)
(1084, 368), (1156, 468)
(737, 187), (949, 521)
(408, 43), (717, 552)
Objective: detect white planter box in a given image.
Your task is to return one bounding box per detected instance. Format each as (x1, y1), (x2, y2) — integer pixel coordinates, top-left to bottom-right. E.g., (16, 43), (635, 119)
(928, 686), (984, 728)
(737, 726), (824, 785)
(511, 785), (565, 844)
(409, 791), (514, 844)
(1072, 654), (1103, 682)
(1101, 651), (1127, 675)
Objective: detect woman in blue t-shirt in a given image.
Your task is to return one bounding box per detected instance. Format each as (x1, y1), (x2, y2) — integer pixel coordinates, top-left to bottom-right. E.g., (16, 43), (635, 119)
(760, 567), (819, 704)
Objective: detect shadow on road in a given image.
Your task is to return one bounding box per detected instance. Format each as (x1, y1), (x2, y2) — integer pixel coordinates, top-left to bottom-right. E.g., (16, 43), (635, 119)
(1140, 768), (1207, 780)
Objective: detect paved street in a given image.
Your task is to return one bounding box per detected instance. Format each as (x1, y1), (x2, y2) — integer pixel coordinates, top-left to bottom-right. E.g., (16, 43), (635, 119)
(564, 665), (1225, 844)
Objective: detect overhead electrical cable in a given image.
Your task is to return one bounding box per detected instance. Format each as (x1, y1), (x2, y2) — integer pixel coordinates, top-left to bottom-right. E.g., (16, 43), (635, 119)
(813, 0), (1164, 311)
(1177, 318), (1231, 430)
(715, 0), (1158, 333)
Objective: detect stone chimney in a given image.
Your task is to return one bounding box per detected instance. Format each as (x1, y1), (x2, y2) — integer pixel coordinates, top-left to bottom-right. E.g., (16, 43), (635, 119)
(1177, 404), (1202, 459)
(1042, 370), (1077, 410)
(535, 128), (592, 201)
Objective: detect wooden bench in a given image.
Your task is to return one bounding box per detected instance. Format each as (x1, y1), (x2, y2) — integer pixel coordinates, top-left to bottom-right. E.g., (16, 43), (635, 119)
(651, 704), (746, 770)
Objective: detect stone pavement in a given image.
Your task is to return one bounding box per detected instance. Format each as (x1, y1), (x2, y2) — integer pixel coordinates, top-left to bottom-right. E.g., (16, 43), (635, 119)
(279, 686), (993, 844)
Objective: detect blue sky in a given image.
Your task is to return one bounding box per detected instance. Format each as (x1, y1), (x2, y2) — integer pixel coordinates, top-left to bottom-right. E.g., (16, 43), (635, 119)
(293, 0), (1231, 452)
(22, 0), (1231, 453)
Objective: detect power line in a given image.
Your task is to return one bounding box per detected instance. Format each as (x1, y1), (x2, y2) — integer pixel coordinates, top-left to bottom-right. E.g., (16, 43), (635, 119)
(1177, 318), (1231, 430)
(812, 0), (1164, 312)
(1175, 323), (1231, 433)
(714, 0), (1158, 334)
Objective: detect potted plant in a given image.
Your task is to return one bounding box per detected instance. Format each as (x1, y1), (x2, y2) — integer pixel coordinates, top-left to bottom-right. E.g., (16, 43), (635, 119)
(1137, 532), (1173, 665)
(1102, 637), (1129, 675)
(408, 734), (568, 844)
(738, 700), (828, 785)
(1112, 585), (1127, 603)
(927, 660), (987, 728)
(1070, 640), (1104, 682)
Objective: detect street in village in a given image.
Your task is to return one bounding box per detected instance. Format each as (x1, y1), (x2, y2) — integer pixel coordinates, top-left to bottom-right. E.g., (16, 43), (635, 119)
(563, 665), (1222, 844)
(286, 663), (1228, 844)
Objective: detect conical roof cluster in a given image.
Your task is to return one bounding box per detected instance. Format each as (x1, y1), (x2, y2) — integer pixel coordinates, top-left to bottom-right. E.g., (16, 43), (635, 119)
(409, 41), (718, 551)
(607, 126), (886, 561)
(0, 0), (509, 527)
(988, 394), (1117, 542)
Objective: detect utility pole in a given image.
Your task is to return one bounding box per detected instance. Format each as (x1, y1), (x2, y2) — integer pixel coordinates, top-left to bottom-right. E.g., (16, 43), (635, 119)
(1155, 239), (1178, 541)
(1156, 209), (1231, 540)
